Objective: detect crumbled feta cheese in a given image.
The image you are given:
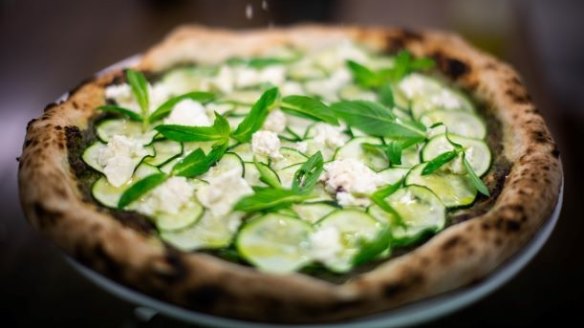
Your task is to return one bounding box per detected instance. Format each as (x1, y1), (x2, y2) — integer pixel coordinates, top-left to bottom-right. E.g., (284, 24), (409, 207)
(211, 66), (235, 94)
(310, 226), (343, 264)
(164, 99), (212, 126)
(280, 81), (304, 96)
(133, 177), (195, 216)
(104, 82), (172, 114)
(251, 130), (282, 159)
(150, 83), (174, 109)
(259, 66), (286, 85)
(429, 90), (462, 109)
(104, 84), (132, 102)
(263, 109), (286, 133)
(293, 141), (308, 153)
(321, 159), (382, 206)
(196, 169), (253, 217)
(97, 135), (148, 187)
(304, 68), (351, 102)
(312, 123), (348, 149)
(234, 67), (259, 88)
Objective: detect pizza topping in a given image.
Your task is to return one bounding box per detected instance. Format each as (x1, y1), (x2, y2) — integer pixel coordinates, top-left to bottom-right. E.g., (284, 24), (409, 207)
(84, 40), (495, 274)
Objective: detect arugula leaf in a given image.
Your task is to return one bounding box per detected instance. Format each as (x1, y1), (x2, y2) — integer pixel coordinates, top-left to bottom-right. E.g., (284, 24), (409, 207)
(378, 83), (395, 108)
(234, 188), (312, 212)
(97, 105), (142, 121)
(292, 152), (324, 192)
(155, 113), (231, 142)
(422, 150), (459, 175)
(280, 95), (339, 125)
(125, 69), (149, 120)
(463, 155), (490, 196)
(255, 161), (281, 189)
(117, 173), (167, 209)
(232, 87), (279, 142)
(352, 225), (391, 266)
(172, 142), (228, 178)
(330, 100), (425, 138)
(149, 91), (215, 122)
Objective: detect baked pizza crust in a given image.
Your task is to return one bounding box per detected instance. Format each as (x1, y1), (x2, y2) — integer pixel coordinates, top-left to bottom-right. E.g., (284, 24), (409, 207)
(18, 25), (562, 323)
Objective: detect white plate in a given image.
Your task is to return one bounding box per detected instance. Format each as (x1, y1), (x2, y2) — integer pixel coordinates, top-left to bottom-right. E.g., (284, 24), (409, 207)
(64, 58), (564, 328)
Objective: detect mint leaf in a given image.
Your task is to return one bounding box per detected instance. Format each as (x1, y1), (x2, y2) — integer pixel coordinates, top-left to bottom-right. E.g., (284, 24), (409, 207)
(255, 161), (281, 189)
(125, 69), (149, 120)
(378, 83), (395, 108)
(172, 142), (228, 178)
(234, 188), (312, 212)
(232, 87), (279, 142)
(371, 182), (405, 227)
(346, 60), (383, 88)
(463, 156), (490, 196)
(330, 100), (424, 138)
(118, 173), (167, 209)
(280, 95), (339, 125)
(352, 225), (391, 266)
(422, 150), (459, 175)
(227, 57), (291, 68)
(155, 113), (231, 142)
(292, 152), (324, 192)
(98, 105), (142, 121)
(149, 91), (215, 122)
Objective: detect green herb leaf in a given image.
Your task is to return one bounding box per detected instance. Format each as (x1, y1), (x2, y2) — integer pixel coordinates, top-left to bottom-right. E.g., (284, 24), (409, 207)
(378, 83), (395, 108)
(227, 57), (290, 68)
(232, 87), (279, 142)
(234, 188), (312, 212)
(292, 152), (324, 192)
(422, 150), (459, 175)
(463, 156), (490, 196)
(330, 100), (425, 138)
(172, 142), (228, 178)
(346, 60), (383, 88)
(370, 182), (405, 227)
(97, 105), (142, 121)
(117, 173), (167, 209)
(255, 161), (281, 189)
(352, 225), (391, 266)
(149, 91), (215, 122)
(280, 95), (339, 125)
(125, 69), (149, 119)
(155, 113), (231, 142)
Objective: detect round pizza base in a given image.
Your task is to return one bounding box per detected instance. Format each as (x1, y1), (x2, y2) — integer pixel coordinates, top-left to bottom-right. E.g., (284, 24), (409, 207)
(18, 25), (563, 324)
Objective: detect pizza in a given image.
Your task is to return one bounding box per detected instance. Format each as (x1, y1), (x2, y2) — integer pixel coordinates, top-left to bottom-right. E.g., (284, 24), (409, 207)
(18, 26), (562, 323)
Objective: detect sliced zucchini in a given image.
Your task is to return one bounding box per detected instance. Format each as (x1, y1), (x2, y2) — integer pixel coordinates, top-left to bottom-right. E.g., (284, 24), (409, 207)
(405, 163), (477, 208)
(287, 60), (327, 81)
(368, 185), (445, 246)
(230, 104), (252, 116)
(422, 134), (491, 176)
(334, 137), (388, 172)
(243, 162), (280, 187)
(82, 141), (154, 174)
(285, 114), (314, 139)
(161, 211), (243, 251)
(292, 202), (337, 224)
(338, 85), (377, 101)
(313, 210), (384, 272)
(220, 89), (263, 105)
(96, 119), (157, 145)
(144, 140), (183, 166)
(275, 163), (300, 189)
(204, 152), (245, 179)
(410, 89), (474, 119)
(155, 200), (204, 231)
(183, 141), (216, 155)
(229, 143), (253, 162)
(161, 66), (218, 95)
(236, 214), (313, 273)
(272, 147), (308, 170)
(377, 167), (410, 186)
(420, 110), (486, 139)
(91, 163), (160, 208)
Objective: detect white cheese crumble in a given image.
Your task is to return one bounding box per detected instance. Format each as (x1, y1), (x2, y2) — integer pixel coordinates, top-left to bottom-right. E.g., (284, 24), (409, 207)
(133, 177), (195, 216)
(280, 81), (304, 96)
(321, 159), (382, 207)
(104, 82), (172, 114)
(263, 109), (287, 133)
(429, 89), (463, 110)
(293, 141), (308, 154)
(309, 226), (343, 264)
(311, 123), (348, 149)
(251, 130), (282, 159)
(196, 169), (253, 217)
(164, 99), (212, 126)
(96, 135), (148, 187)
(211, 66), (235, 94)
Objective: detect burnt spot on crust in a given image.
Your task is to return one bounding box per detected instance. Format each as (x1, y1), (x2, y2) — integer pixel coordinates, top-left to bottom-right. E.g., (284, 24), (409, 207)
(505, 87), (532, 104)
(68, 76), (97, 96)
(93, 243), (123, 279)
(432, 51), (470, 80)
(441, 236), (462, 251)
(383, 272), (423, 298)
(184, 285), (226, 310)
(384, 28), (423, 53)
(532, 130), (552, 144)
(43, 102), (61, 113)
(111, 211), (157, 235)
(153, 249), (189, 284)
(551, 146), (560, 158)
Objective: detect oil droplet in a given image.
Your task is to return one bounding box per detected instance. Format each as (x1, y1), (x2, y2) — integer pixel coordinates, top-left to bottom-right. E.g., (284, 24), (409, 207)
(245, 3), (254, 20)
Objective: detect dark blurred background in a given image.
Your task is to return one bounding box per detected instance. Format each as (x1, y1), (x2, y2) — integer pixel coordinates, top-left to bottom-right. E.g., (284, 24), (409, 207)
(1, 0), (583, 327)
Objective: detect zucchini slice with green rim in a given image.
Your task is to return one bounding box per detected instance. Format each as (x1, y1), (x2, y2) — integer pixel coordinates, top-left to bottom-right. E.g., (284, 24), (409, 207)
(161, 211), (243, 251)
(229, 143), (253, 162)
(96, 119), (157, 145)
(422, 134), (491, 176)
(334, 137), (389, 172)
(204, 152), (245, 178)
(285, 114), (314, 139)
(82, 141), (154, 174)
(144, 140), (183, 167)
(420, 110), (486, 139)
(155, 200), (204, 231)
(405, 163), (477, 208)
(274, 163), (301, 188)
(368, 185), (445, 246)
(272, 147), (308, 170)
(314, 210), (385, 272)
(377, 167), (410, 186)
(292, 202), (337, 224)
(338, 84), (377, 101)
(236, 214), (313, 273)
(243, 162), (280, 187)
(91, 163), (160, 208)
